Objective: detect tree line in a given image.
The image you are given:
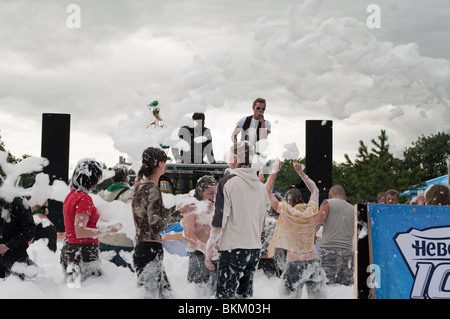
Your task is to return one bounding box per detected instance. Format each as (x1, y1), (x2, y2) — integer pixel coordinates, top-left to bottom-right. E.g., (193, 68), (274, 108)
(274, 130), (450, 204)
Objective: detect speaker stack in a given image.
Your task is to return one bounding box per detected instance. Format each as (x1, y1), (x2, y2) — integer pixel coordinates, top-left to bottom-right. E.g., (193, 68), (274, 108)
(41, 113), (71, 232)
(296, 120), (333, 205)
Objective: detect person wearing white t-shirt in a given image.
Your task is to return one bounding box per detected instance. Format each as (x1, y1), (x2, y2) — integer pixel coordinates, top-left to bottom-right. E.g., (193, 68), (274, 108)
(231, 98), (271, 148)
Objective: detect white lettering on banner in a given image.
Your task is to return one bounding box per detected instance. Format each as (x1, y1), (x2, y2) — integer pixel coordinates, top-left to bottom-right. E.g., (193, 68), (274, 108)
(395, 226), (450, 299)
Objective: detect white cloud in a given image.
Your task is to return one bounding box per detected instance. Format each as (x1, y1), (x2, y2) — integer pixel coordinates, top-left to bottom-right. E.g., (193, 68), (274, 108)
(1, 0), (449, 171)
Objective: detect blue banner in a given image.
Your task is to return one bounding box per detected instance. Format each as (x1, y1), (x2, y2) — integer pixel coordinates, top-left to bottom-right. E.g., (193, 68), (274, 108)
(368, 204), (450, 299)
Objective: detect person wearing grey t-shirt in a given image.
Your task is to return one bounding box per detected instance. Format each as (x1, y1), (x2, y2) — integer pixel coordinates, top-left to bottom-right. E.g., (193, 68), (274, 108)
(315, 185), (355, 286)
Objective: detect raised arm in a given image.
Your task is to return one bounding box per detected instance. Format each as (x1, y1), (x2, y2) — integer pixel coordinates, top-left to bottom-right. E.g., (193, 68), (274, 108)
(266, 160), (282, 211)
(293, 162), (319, 205)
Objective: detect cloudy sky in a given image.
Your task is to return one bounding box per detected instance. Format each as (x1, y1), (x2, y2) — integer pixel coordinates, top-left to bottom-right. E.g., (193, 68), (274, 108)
(1, 0), (449, 173)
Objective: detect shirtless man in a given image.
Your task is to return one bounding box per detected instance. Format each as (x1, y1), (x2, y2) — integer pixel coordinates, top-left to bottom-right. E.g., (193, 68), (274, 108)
(181, 175), (217, 290)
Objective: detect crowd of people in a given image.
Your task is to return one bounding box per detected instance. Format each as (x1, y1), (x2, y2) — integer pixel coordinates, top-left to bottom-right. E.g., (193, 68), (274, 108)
(1, 97), (449, 299)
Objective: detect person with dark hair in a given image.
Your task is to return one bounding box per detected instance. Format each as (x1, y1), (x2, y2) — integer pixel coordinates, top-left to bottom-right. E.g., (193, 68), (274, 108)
(0, 176), (37, 279)
(173, 112), (216, 165)
(60, 159), (122, 287)
(261, 187), (303, 277)
(98, 165), (135, 270)
(205, 141), (270, 299)
(285, 187), (304, 206)
(172, 112), (216, 193)
(132, 147), (195, 298)
(99, 165), (134, 203)
(181, 175), (217, 295)
(266, 160), (327, 299)
(413, 184), (450, 206)
(425, 184), (450, 205)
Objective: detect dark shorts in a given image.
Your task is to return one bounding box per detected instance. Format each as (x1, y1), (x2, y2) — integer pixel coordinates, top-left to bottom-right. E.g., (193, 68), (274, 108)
(60, 242), (101, 279)
(187, 250), (217, 285)
(318, 247), (354, 286)
(0, 249), (35, 279)
(133, 242), (172, 298)
(282, 257), (327, 299)
(216, 248), (260, 299)
(99, 242), (134, 271)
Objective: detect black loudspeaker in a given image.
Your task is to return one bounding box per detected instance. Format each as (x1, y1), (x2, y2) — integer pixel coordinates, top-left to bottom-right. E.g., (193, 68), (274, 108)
(305, 120), (333, 203)
(356, 203), (371, 299)
(41, 113), (71, 232)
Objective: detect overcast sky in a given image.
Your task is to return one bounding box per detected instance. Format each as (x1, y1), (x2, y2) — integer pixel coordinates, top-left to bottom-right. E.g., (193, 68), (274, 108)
(1, 0), (449, 173)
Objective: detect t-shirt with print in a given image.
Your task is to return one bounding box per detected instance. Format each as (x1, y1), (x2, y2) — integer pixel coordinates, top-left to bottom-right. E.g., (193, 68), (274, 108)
(132, 182), (181, 243)
(236, 116), (271, 146)
(63, 189), (100, 244)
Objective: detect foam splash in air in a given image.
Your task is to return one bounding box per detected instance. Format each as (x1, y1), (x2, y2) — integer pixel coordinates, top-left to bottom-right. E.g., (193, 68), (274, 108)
(251, 1), (450, 121)
(110, 53), (233, 163)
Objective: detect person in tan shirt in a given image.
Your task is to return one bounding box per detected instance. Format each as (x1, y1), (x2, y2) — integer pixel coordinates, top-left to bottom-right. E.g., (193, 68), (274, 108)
(266, 160), (327, 298)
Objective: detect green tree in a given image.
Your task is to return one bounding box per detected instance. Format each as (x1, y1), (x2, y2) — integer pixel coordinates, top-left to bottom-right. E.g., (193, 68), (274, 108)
(402, 132), (450, 180)
(0, 131), (21, 166)
(272, 158), (306, 193)
(333, 130), (423, 204)
(0, 130), (37, 188)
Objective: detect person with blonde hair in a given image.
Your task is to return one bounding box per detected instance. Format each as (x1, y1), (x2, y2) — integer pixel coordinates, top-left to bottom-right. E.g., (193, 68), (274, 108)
(231, 98), (271, 145)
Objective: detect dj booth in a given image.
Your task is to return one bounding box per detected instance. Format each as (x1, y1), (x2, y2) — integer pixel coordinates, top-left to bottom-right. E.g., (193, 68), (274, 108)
(161, 163), (229, 194)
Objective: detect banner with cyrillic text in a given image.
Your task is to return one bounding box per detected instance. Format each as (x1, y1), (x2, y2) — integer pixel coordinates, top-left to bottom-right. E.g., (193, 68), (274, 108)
(368, 204), (450, 299)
